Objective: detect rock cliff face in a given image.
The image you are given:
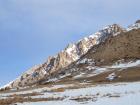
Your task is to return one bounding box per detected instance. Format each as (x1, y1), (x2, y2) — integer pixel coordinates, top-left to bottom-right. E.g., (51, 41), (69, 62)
(2, 20), (140, 90)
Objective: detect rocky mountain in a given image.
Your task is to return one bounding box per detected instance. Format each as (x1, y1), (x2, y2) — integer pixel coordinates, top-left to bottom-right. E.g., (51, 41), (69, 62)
(54, 25), (140, 84)
(1, 20), (140, 90)
(127, 20), (140, 31)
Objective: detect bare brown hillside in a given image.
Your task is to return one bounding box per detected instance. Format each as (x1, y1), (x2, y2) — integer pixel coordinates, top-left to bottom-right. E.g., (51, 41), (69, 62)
(51, 28), (140, 84)
(86, 29), (140, 65)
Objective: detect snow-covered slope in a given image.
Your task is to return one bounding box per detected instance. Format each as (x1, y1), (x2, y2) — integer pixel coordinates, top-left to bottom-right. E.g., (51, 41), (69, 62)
(1, 82), (140, 105)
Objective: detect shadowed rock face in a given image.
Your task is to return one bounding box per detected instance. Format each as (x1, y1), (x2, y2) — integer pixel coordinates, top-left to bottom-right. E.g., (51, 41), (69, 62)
(2, 20), (140, 90)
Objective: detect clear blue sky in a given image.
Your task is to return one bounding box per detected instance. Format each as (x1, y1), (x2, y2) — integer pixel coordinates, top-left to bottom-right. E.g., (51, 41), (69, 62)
(0, 0), (140, 86)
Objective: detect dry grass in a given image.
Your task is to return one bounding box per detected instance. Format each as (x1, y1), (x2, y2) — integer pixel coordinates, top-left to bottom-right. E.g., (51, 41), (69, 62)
(7, 92), (43, 98)
(102, 93), (120, 98)
(70, 96), (97, 102)
(0, 96), (64, 105)
(50, 88), (65, 92)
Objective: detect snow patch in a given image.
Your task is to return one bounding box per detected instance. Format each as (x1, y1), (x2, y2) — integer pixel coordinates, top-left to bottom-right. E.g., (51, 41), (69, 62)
(108, 60), (140, 69)
(77, 58), (94, 65)
(127, 23), (140, 31)
(66, 44), (77, 55)
(106, 73), (117, 81)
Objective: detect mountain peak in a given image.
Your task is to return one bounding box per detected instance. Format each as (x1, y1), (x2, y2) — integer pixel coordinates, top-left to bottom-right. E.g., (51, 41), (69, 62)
(127, 20), (140, 31)
(135, 19), (140, 24)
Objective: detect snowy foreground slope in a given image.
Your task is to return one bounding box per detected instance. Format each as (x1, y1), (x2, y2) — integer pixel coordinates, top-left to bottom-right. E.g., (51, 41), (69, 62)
(15, 82), (140, 105)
